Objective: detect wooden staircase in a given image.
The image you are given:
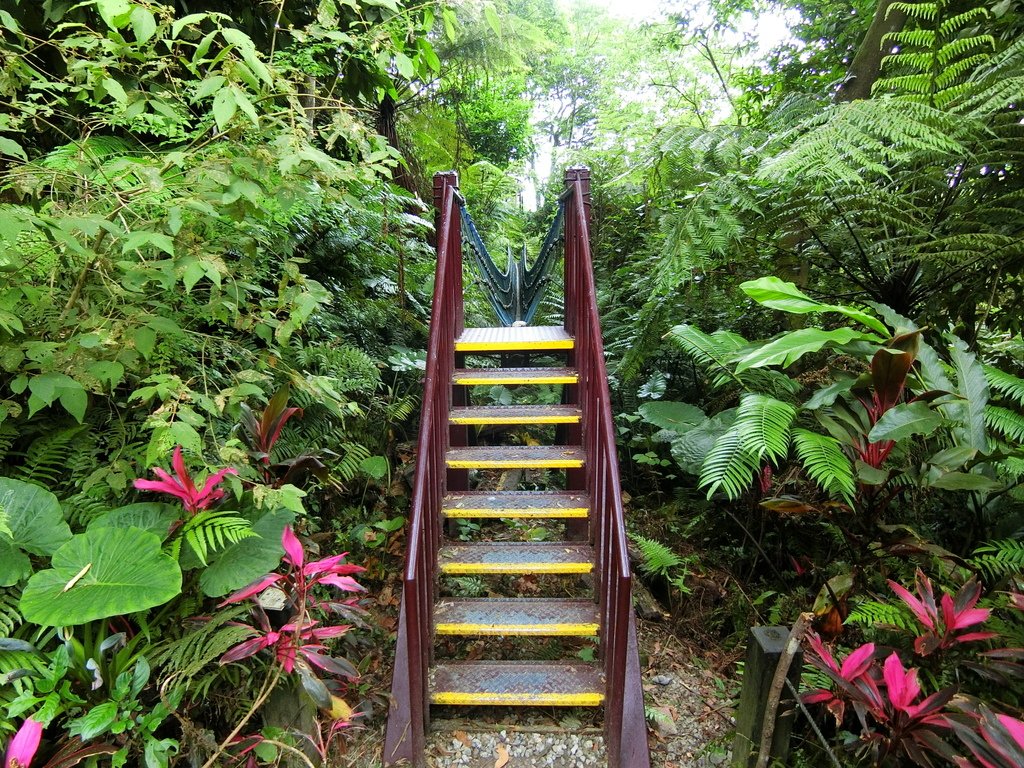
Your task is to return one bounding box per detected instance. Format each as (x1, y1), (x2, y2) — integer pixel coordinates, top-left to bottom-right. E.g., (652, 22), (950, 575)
(382, 169), (650, 767)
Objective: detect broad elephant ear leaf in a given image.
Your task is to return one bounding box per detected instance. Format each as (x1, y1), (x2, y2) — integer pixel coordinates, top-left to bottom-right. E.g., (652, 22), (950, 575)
(20, 527), (182, 626)
(0, 477), (72, 556)
(638, 401), (706, 431)
(199, 507), (294, 597)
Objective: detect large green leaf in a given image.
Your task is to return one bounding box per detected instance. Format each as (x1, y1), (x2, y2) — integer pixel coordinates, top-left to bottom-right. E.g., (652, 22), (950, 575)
(0, 537), (31, 586)
(735, 327), (878, 372)
(0, 477), (72, 556)
(638, 401), (706, 431)
(87, 503), (180, 539)
(739, 277), (889, 335)
(20, 527), (182, 626)
(670, 411), (736, 475)
(929, 472), (1002, 492)
(949, 335), (990, 452)
(199, 507), (294, 597)
(868, 402), (943, 442)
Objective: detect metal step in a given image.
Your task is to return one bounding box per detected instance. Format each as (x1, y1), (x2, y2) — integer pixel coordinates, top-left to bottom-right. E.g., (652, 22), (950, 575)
(442, 491), (589, 519)
(449, 404), (582, 426)
(431, 661), (604, 707)
(446, 445), (584, 470)
(435, 598), (599, 637)
(455, 326), (574, 353)
(439, 542), (594, 575)
(452, 367), (578, 386)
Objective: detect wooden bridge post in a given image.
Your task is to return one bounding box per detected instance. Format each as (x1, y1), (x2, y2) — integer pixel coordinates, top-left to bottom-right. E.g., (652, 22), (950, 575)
(732, 626), (803, 768)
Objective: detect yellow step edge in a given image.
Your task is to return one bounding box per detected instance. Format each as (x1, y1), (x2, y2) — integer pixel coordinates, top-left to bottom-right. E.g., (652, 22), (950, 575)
(449, 414), (581, 425)
(442, 508), (589, 519)
(432, 691), (604, 707)
(441, 562), (593, 575)
(446, 458), (584, 470)
(454, 374), (578, 386)
(454, 339), (575, 352)
(435, 622), (600, 636)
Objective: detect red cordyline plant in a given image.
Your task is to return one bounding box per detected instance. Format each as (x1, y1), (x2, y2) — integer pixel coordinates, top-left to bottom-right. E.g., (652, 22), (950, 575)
(218, 526), (366, 722)
(803, 632), (960, 765)
(134, 445), (237, 515)
(950, 699), (1024, 768)
(237, 386), (332, 487)
(889, 570), (997, 656)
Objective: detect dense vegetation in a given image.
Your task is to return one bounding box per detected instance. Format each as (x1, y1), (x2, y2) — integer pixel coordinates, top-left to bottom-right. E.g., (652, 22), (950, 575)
(2, 0), (1024, 766)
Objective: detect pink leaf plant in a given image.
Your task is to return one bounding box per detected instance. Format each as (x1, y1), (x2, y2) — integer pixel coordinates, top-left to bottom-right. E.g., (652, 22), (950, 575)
(803, 633), (958, 765)
(889, 570), (997, 655)
(950, 700), (1024, 768)
(219, 526), (366, 698)
(3, 719), (41, 768)
(134, 445), (237, 515)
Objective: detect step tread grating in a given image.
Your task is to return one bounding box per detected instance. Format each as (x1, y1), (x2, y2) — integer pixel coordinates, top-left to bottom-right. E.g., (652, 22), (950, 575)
(453, 367), (578, 385)
(442, 491), (589, 519)
(439, 541), (594, 574)
(456, 326), (574, 352)
(431, 661), (604, 706)
(434, 598), (599, 636)
(449, 404), (582, 425)
(446, 445), (584, 469)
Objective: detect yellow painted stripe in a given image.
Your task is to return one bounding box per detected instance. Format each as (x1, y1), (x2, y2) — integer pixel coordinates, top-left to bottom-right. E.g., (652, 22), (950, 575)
(432, 691), (604, 707)
(449, 414), (581, 425)
(436, 622), (599, 636)
(441, 562), (593, 575)
(442, 508), (589, 519)
(446, 458), (584, 470)
(454, 374), (578, 386)
(455, 338), (574, 352)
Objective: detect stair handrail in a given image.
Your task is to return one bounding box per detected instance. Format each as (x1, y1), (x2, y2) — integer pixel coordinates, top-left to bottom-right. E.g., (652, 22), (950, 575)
(562, 167), (644, 766)
(384, 171), (463, 764)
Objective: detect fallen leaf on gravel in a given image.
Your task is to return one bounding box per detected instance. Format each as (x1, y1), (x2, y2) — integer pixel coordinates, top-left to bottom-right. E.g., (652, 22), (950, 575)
(494, 743), (509, 768)
(454, 730), (472, 748)
(648, 705), (678, 737)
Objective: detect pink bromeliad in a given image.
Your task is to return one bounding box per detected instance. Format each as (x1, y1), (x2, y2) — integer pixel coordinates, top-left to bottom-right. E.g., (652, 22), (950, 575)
(134, 445), (237, 514)
(3, 719), (41, 768)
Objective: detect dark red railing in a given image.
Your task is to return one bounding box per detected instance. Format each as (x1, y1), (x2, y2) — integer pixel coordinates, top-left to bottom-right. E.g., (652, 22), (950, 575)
(384, 168), (648, 767)
(383, 172), (462, 766)
(563, 167), (650, 768)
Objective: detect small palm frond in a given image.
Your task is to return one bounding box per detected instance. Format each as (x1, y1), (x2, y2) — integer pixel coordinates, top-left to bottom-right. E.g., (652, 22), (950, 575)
(665, 324), (747, 389)
(699, 425), (761, 500)
(846, 599), (918, 633)
(985, 406), (1024, 443)
(735, 393), (796, 463)
(0, 588), (22, 636)
(180, 511), (256, 566)
(971, 540), (1024, 580)
(984, 366), (1024, 406)
(792, 428), (855, 502)
(630, 534), (685, 578)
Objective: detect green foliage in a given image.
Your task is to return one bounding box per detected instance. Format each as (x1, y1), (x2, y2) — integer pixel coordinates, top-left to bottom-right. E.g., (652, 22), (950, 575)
(971, 540), (1024, 580)
(792, 429), (855, 502)
(845, 599), (920, 633)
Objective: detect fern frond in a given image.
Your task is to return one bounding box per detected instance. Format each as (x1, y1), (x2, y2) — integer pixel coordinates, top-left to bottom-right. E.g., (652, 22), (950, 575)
(735, 394), (796, 463)
(14, 426), (89, 489)
(153, 606), (255, 689)
(985, 406), (1024, 443)
(665, 324), (747, 389)
(333, 443), (372, 482)
(972, 539), (1024, 580)
(984, 366), (1024, 406)
(846, 600), (918, 632)
(699, 425), (761, 500)
(630, 534), (685, 578)
(0, 588), (21, 636)
(792, 428), (855, 502)
(180, 511), (256, 566)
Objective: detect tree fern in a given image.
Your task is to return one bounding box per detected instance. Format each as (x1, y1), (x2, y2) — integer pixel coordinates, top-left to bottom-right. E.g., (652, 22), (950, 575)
(179, 511), (256, 566)
(699, 425), (761, 500)
(972, 540), (1024, 580)
(792, 428), (856, 502)
(735, 394), (797, 464)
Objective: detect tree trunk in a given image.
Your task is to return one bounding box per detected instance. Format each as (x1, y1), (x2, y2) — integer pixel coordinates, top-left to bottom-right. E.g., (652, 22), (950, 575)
(376, 93), (414, 192)
(835, 0), (908, 102)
